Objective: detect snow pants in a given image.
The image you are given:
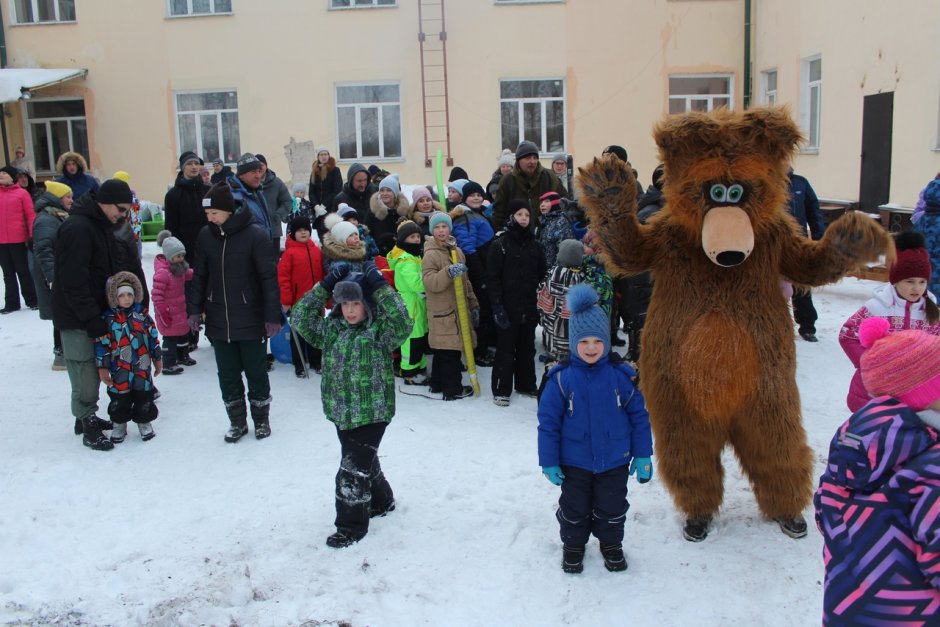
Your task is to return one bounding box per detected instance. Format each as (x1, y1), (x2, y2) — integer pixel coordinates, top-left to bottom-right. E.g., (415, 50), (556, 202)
(557, 465), (630, 547)
(492, 320), (537, 397)
(107, 388), (158, 424)
(334, 422), (394, 539)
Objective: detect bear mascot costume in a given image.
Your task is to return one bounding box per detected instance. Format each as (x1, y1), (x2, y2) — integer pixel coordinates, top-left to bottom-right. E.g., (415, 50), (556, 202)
(577, 107), (892, 541)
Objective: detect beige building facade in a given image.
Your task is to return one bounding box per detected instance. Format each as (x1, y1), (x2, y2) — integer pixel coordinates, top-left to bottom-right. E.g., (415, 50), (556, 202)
(0, 0), (936, 212)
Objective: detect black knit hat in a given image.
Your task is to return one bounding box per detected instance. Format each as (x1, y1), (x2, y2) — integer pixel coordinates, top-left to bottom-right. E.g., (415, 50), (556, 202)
(179, 151), (203, 168)
(515, 141), (539, 160)
(448, 166), (468, 182)
(461, 180), (485, 201)
(288, 215), (311, 237)
(396, 220), (422, 247)
(236, 153), (263, 175)
(202, 182), (236, 213)
(603, 145), (628, 162)
(97, 179), (133, 204)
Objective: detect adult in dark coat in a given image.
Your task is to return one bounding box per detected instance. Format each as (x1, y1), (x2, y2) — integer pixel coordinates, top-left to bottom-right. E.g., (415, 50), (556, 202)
(787, 168), (825, 342)
(29, 181), (72, 368)
(331, 163), (377, 217)
(491, 141), (565, 229)
(487, 201), (547, 403)
(308, 147), (343, 210)
(210, 159), (233, 186)
(164, 151), (210, 265)
(53, 151), (99, 200)
(256, 154), (292, 249)
(52, 179), (139, 451)
(189, 183), (281, 443)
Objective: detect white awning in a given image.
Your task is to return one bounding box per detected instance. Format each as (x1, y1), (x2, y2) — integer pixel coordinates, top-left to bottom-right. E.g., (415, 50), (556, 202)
(0, 68), (87, 103)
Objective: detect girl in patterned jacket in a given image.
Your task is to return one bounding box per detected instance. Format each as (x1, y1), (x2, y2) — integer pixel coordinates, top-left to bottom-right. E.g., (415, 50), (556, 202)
(815, 317), (940, 626)
(94, 271), (162, 443)
(839, 230), (940, 411)
(292, 260), (412, 549)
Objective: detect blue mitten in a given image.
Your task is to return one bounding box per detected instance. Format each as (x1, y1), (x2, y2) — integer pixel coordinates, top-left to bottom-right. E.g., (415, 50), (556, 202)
(446, 263), (468, 279)
(321, 262), (350, 293)
(630, 457), (653, 483)
(362, 260), (388, 293)
(542, 466), (565, 486)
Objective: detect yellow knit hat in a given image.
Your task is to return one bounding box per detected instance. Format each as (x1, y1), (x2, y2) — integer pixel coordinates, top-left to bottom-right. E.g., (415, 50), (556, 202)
(112, 170), (130, 182)
(44, 180), (72, 198)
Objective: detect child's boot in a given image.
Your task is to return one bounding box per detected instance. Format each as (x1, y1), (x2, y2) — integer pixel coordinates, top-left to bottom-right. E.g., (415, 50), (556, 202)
(599, 543), (628, 572)
(138, 421), (155, 442)
(110, 421), (128, 444)
(561, 544), (585, 574)
(249, 396), (272, 440)
(223, 399), (249, 443)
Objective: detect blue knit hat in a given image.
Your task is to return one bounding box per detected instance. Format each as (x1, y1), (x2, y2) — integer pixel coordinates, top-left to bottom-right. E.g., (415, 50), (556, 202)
(566, 283), (609, 358)
(428, 212), (452, 233)
(447, 179), (468, 195)
(379, 174), (400, 195)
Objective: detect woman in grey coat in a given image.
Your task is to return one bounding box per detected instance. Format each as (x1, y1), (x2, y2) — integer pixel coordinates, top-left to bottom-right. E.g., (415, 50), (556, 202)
(30, 181), (73, 370)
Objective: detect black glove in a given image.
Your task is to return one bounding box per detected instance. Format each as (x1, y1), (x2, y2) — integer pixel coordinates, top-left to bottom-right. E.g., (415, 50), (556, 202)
(493, 305), (510, 330)
(86, 318), (109, 339)
(362, 260), (388, 294)
(321, 262), (350, 293)
(470, 307), (480, 328)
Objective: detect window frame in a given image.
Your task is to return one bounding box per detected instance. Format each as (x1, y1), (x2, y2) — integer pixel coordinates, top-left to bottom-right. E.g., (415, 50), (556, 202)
(22, 96), (89, 175)
(667, 73), (734, 114)
(334, 81), (402, 162)
(800, 55), (822, 152)
(328, 0), (396, 9)
(494, 0), (563, 4)
(760, 69), (777, 106)
(165, 0), (232, 18)
(499, 77), (567, 155)
(173, 89), (241, 165)
(10, 0), (76, 25)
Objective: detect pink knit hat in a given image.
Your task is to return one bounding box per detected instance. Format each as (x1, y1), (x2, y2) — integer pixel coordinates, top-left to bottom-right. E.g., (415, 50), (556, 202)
(859, 317), (940, 411)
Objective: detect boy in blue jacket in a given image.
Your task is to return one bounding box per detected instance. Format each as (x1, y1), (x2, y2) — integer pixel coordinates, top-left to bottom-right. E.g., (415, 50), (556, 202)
(537, 283), (653, 574)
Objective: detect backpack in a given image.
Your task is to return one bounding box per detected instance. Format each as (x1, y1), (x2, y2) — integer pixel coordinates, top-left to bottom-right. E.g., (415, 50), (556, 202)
(924, 179), (940, 207)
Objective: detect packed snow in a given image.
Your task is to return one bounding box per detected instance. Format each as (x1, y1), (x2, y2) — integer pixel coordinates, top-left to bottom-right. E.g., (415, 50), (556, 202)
(0, 242), (878, 626)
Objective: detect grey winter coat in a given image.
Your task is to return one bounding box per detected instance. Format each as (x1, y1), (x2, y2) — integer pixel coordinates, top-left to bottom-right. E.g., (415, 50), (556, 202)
(261, 169), (292, 238)
(29, 192), (69, 320)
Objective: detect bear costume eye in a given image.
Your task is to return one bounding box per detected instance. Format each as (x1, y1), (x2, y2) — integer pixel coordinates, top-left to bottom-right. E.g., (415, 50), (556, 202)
(727, 184), (744, 203)
(709, 183), (727, 203)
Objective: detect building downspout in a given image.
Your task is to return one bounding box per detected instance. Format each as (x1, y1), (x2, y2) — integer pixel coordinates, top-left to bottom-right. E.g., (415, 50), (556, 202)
(743, 0), (752, 109)
(0, 7), (9, 163)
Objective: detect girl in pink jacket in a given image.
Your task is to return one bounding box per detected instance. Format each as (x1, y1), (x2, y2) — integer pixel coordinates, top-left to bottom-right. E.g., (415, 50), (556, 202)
(840, 231), (940, 411)
(0, 165), (36, 313)
(153, 230), (195, 374)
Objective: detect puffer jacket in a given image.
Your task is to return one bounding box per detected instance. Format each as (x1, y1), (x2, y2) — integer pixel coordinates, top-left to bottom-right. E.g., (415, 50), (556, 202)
(54, 152), (99, 200)
(449, 204), (494, 256)
(839, 283), (940, 411)
(29, 192), (68, 320)
(292, 283), (412, 430)
(915, 208), (940, 299)
(163, 173), (210, 264)
(188, 207), (280, 342)
(815, 398), (940, 625)
(422, 234), (478, 351)
(278, 235), (324, 308)
(387, 242), (428, 340)
(152, 254), (193, 337)
(367, 191), (412, 242)
(0, 183), (34, 244)
(538, 354), (653, 473)
(487, 222), (546, 325)
(537, 205), (576, 269)
(95, 304), (161, 393)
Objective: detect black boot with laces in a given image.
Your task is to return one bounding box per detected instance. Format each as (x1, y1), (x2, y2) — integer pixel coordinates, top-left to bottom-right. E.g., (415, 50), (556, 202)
(562, 544), (585, 574)
(599, 543), (628, 572)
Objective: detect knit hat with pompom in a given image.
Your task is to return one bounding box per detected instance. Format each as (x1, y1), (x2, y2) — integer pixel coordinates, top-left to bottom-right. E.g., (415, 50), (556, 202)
(157, 230), (186, 260)
(859, 316), (940, 410)
(566, 283), (609, 358)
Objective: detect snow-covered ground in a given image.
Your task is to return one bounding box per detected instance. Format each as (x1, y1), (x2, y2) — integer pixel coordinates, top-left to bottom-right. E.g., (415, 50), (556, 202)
(0, 242), (877, 626)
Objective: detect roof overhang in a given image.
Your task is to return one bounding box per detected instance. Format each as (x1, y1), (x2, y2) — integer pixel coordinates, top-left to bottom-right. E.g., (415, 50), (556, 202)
(0, 68), (88, 104)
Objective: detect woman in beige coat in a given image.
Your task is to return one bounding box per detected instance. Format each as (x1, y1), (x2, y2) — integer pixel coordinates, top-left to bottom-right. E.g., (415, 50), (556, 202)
(422, 212), (478, 400)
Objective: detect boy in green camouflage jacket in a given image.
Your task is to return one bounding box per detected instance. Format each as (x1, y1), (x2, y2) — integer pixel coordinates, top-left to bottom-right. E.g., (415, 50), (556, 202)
(292, 260), (413, 548)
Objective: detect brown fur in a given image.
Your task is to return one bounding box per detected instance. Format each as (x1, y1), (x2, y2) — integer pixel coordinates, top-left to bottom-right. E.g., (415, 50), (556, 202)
(577, 107), (892, 526)
(106, 271), (143, 308)
(369, 191), (412, 223)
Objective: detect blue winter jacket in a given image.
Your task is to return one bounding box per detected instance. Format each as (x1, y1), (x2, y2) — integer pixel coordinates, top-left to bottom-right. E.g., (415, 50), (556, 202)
(537, 355), (653, 473)
(227, 174), (273, 240)
(787, 172), (825, 240)
(915, 209), (940, 299)
(450, 204), (494, 255)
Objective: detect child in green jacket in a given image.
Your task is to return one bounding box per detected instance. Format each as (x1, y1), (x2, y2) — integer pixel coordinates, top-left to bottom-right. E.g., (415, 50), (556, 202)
(387, 220), (429, 384)
(292, 260), (413, 548)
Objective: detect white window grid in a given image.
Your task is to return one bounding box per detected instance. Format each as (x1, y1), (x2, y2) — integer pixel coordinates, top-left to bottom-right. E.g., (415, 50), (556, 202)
(23, 97), (88, 175)
(760, 69), (777, 106)
(499, 78), (566, 154)
(167, 0), (232, 17)
(335, 83), (402, 161)
(800, 56), (822, 149)
(667, 74), (733, 114)
(329, 0), (395, 9)
(11, 0), (75, 24)
(174, 90), (240, 164)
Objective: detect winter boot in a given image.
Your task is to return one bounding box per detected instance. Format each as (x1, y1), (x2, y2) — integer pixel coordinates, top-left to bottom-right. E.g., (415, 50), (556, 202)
(138, 421), (156, 442)
(369, 500), (396, 519)
(682, 516), (712, 542)
(562, 545), (585, 574)
(52, 349), (66, 371)
(775, 515), (808, 539)
(81, 416), (114, 451)
(326, 530), (364, 549)
(110, 422), (128, 444)
(599, 543), (628, 572)
(74, 417), (83, 435)
(249, 396), (272, 440)
(223, 399), (249, 443)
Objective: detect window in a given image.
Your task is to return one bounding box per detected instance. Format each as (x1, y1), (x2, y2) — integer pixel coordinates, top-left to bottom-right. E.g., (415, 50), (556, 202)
(500, 79), (565, 154)
(801, 56), (822, 149)
(330, 0), (395, 8)
(12, 0), (76, 24)
(175, 91), (240, 163)
(668, 75), (732, 114)
(167, 0), (232, 17)
(25, 98), (88, 174)
(495, 1), (563, 4)
(760, 70), (777, 106)
(336, 83), (401, 160)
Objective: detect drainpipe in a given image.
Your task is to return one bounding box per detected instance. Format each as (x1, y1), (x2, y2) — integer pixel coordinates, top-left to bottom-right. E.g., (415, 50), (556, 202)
(743, 0), (752, 110)
(0, 7), (9, 163)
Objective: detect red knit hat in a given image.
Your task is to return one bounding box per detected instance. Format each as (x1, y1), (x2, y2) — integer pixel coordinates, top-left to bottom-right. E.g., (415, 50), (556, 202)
(889, 230), (931, 285)
(540, 191), (561, 211)
(859, 317), (940, 411)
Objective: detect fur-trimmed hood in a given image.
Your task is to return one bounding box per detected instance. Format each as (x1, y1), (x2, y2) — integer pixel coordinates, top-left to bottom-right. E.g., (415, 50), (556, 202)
(55, 151), (89, 176)
(321, 232), (367, 262)
(411, 199), (444, 225)
(311, 156), (337, 180)
(106, 271), (144, 308)
(369, 191), (412, 222)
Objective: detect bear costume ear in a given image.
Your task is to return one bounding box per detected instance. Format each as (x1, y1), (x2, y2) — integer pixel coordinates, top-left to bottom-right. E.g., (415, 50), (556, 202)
(738, 106), (804, 166)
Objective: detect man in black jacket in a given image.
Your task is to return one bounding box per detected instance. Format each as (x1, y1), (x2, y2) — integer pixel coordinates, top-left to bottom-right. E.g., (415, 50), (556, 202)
(53, 179), (140, 451)
(164, 151), (210, 265)
(787, 168), (825, 342)
(331, 163), (377, 216)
